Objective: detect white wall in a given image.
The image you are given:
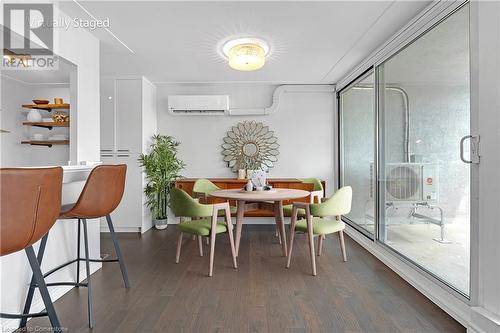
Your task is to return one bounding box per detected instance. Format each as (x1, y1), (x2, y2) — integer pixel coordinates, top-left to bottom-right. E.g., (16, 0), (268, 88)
(0, 77), (32, 166)
(157, 83), (335, 222)
(0, 5), (101, 330)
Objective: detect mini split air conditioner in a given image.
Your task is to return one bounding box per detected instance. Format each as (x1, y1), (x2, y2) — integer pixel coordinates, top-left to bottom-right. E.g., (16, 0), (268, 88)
(168, 95), (229, 115)
(370, 162), (439, 204)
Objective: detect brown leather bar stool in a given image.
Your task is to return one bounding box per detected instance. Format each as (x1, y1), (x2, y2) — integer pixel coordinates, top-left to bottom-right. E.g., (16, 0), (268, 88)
(0, 167), (63, 329)
(20, 164), (130, 328)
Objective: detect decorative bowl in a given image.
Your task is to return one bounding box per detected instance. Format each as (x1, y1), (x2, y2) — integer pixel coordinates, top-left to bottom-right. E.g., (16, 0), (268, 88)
(33, 99), (49, 105)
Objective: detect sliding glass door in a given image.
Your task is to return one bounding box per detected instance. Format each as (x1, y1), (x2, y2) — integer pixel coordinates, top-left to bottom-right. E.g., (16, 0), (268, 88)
(339, 71), (375, 236)
(339, 4), (471, 296)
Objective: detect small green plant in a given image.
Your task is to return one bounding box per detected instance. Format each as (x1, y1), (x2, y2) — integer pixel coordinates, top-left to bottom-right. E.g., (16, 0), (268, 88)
(139, 134), (185, 220)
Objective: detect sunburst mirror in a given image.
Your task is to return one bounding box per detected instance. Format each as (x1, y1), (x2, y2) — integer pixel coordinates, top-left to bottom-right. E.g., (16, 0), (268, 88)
(221, 121), (279, 172)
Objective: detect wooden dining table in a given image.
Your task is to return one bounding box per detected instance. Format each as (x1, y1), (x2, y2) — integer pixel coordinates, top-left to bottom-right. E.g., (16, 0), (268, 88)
(210, 188), (311, 257)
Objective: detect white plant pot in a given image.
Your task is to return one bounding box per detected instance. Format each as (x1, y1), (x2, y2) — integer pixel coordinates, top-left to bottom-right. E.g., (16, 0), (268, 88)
(154, 218), (168, 230)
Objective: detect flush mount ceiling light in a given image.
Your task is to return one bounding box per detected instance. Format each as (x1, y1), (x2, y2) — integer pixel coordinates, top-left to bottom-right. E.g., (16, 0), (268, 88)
(222, 38), (270, 71)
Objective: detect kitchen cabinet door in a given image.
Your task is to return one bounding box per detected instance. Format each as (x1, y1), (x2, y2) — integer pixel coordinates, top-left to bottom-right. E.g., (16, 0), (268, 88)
(111, 154), (143, 230)
(100, 78), (115, 152)
(115, 79), (142, 154)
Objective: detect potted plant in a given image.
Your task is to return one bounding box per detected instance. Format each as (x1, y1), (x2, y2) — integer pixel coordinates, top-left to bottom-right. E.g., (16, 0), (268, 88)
(139, 134), (185, 229)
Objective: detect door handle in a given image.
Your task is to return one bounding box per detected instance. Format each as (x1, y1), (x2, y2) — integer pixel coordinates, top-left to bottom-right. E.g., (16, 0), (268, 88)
(117, 154), (130, 157)
(460, 135), (480, 164)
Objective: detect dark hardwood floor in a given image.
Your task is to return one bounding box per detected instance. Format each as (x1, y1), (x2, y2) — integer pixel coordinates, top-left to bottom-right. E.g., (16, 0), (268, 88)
(28, 225), (465, 332)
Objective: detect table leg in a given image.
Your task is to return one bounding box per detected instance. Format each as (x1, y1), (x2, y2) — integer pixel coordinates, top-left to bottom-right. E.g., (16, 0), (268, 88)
(274, 200), (287, 256)
(235, 200), (245, 257)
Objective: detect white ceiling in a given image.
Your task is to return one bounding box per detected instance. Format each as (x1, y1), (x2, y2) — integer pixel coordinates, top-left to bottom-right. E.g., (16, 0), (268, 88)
(60, 1), (431, 84)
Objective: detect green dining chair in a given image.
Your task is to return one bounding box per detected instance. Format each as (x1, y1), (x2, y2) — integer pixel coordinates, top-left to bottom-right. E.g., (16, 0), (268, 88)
(192, 179), (237, 215)
(286, 186), (352, 276)
(282, 178), (324, 216)
(171, 187), (237, 277)
(277, 178), (324, 244)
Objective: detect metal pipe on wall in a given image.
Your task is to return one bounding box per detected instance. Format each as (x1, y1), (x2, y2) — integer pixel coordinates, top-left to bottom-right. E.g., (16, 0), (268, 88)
(352, 85), (411, 162)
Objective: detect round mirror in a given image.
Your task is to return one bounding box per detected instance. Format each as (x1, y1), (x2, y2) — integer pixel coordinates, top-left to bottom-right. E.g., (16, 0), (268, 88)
(221, 121), (280, 172)
(242, 142), (258, 156)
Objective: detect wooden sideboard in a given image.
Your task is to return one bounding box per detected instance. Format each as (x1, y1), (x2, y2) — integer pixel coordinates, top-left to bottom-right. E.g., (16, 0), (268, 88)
(175, 178), (326, 217)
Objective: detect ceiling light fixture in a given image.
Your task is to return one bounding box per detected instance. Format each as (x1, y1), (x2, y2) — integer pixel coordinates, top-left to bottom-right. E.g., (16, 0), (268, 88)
(222, 38), (269, 71)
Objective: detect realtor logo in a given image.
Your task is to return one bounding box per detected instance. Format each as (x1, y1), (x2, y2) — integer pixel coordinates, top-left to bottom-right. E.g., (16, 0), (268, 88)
(3, 3), (58, 70)
(4, 3), (53, 55)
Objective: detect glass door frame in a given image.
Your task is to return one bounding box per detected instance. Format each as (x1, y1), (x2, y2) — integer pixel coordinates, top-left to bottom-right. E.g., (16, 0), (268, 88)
(337, 1), (473, 301)
(337, 67), (377, 240)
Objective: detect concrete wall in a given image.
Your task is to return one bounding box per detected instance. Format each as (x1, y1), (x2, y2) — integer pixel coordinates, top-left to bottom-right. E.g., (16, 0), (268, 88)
(341, 84), (469, 224)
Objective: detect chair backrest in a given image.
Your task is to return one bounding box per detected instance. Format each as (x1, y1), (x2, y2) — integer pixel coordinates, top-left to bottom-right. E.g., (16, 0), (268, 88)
(192, 179), (220, 196)
(171, 187), (213, 218)
(302, 178), (323, 192)
(66, 164), (126, 218)
(310, 186), (352, 217)
(0, 167), (63, 256)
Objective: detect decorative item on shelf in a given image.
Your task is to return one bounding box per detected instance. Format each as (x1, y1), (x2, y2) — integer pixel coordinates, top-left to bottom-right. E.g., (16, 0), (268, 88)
(26, 109), (42, 122)
(48, 134), (69, 141)
(139, 134), (186, 230)
(32, 133), (44, 141)
(51, 111), (69, 123)
(54, 97), (64, 104)
(237, 169), (246, 179)
(32, 99), (49, 105)
(221, 121), (279, 172)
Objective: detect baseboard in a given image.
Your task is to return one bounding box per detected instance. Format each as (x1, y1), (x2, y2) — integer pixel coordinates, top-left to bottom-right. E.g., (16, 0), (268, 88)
(469, 307), (500, 333)
(0, 262), (101, 331)
(100, 226), (141, 233)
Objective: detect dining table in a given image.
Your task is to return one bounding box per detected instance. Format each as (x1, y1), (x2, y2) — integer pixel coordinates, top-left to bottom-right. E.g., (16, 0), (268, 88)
(210, 188), (311, 257)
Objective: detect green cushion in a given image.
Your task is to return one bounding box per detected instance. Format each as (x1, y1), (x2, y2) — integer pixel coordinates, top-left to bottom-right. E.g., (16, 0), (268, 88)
(282, 204), (306, 216)
(218, 205), (237, 216)
(171, 187), (213, 217)
(193, 179), (220, 196)
(176, 218), (228, 236)
(294, 217), (345, 235)
(310, 186), (352, 217)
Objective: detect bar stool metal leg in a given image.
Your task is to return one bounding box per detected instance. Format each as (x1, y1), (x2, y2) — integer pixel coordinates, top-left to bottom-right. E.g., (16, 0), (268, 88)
(82, 219), (94, 328)
(25, 246), (61, 329)
(106, 214), (130, 288)
(76, 219), (81, 286)
(20, 233), (49, 328)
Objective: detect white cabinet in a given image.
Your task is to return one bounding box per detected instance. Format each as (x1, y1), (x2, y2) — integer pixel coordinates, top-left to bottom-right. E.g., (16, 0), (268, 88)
(100, 76), (157, 233)
(115, 80), (142, 153)
(113, 154), (143, 229)
(100, 77), (115, 152)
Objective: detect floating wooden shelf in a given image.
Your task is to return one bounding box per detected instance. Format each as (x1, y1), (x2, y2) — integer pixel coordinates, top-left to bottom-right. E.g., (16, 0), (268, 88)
(23, 121), (69, 130)
(21, 140), (69, 147)
(22, 103), (70, 111)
